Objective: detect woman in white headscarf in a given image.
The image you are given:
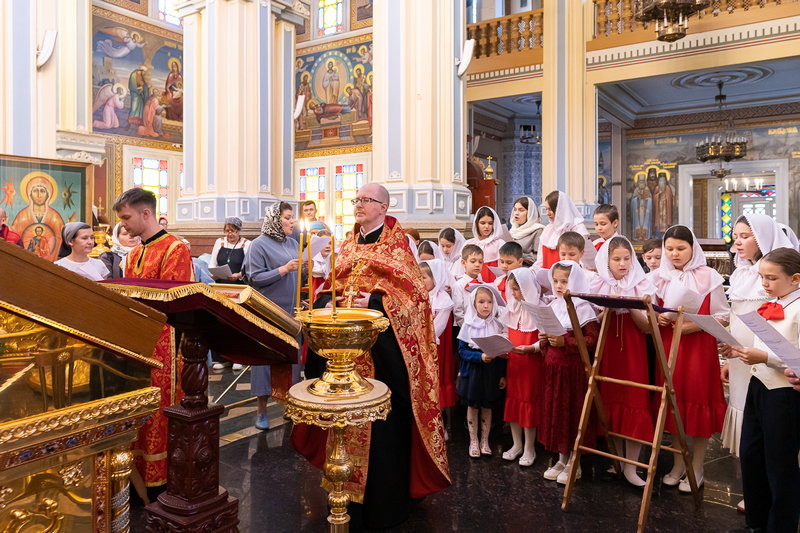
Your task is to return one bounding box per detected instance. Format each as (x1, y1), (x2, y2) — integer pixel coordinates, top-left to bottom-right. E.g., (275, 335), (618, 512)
(535, 191), (589, 269)
(509, 196), (545, 267)
(654, 225), (728, 493)
(465, 206), (507, 282)
(721, 214), (792, 511)
(100, 222), (141, 278)
(777, 223), (799, 251)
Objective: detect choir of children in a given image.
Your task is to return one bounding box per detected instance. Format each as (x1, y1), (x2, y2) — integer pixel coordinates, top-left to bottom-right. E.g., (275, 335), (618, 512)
(397, 191), (798, 531)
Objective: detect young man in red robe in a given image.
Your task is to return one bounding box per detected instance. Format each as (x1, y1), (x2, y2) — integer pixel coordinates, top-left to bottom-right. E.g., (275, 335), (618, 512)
(113, 188), (194, 503)
(293, 183), (451, 529)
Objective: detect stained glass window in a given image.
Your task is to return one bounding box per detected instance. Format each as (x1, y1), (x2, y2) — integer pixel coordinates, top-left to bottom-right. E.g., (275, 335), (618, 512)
(720, 192), (733, 243)
(720, 188), (776, 242)
(317, 0), (344, 37)
(334, 163), (363, 240)
(158, 0), (183, 27)
(133, 157), (169, 218)
(299, 167), (327, 223)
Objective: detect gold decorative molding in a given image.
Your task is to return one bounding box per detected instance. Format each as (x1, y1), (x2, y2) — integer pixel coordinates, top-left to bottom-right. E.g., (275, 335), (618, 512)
(97, 0), (149, 15)
(0, 387), (160, 449)
(350, 1), (372, 31)
(297, 32), (371, 54)
(0, 298), (162, 370)
(92, 6), (182, 41)
(295, 144), (372, 159)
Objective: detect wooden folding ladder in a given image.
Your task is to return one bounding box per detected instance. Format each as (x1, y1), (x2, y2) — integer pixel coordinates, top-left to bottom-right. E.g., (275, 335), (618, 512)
(560, 292), (702, 533)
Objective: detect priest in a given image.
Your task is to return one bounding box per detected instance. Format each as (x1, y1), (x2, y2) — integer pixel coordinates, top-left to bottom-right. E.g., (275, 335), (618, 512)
(293, 183), (451, 529)
(112, 188), (194, 502)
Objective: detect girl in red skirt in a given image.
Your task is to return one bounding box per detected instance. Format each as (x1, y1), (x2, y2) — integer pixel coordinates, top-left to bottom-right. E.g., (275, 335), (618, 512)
(465, 206), (507, 282)
(539, 261), (599, 484)
(536, 191), (589, 269)
(653, 225), (729, 493)
(590, 236), (656, 486)
(503, 267), (544, 467)
(420, 259), (456, 439)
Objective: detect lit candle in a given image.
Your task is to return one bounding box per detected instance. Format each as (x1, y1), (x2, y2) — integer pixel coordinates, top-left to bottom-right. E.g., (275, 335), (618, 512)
(307, 220), (313, 315)
(330, 233), (337, 317)
(296, 219), (304, 315)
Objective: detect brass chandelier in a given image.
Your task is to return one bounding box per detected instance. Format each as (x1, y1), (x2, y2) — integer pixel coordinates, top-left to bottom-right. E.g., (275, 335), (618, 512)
(695, 80), (748, 178)
(635, 0), (711, 43)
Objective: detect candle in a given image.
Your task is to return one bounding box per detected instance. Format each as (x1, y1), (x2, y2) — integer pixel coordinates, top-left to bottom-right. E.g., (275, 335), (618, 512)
(307, 220), (313, 316)
(296, 219), (304, 315)
(330, 233), (337, 317)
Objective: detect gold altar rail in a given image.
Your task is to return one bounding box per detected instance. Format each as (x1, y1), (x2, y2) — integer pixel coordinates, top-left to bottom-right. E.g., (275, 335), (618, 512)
(466, 9), (544, 75)
(589, 0), (800, 51)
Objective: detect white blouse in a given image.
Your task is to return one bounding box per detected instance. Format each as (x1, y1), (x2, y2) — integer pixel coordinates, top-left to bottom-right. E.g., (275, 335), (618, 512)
(55, 257), (110, 281)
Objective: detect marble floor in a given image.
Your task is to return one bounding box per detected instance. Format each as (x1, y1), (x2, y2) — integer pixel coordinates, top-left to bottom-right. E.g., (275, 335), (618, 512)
(131, 367), (748, 533)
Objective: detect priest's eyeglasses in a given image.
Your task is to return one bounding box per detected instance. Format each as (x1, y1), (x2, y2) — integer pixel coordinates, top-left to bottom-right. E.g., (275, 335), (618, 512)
(351, 197), (385, 205)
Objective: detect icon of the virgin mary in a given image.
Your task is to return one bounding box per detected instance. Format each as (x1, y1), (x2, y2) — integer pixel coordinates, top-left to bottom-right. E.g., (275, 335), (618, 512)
(12, 172), (65, 261)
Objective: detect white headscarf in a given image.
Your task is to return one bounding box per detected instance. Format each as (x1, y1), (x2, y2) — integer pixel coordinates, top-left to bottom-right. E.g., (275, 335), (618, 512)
(111, 222), (138, 257)
(438, 227), (466, 266)
(407, 235), (420, 261)
(418, 240), (444, 261)
(457, 283), (506, 349)
(591, 236), (655, 312)
(777, 223), (800, 251)
(728, 214), (793, 301)
(505, 267), (540, 332)
(655, 225), (723, 299)
(548, 260), (598, 329)
(540, 191), (589, 249)
(471, 206), (505, 243)
(422, 259), (454, 313)
(509, 196), (545, 240)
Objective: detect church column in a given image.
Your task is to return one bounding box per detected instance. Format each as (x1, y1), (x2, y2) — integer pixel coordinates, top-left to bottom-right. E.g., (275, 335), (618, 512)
(372, 0), (472, 231)
(501, 119), (541, 218)
(541, 0), (596, 219)
(175, 0), (303, 226)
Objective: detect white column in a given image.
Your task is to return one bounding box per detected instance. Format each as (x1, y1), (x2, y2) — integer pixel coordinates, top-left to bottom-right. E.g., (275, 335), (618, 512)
(541, 0), (596, 219)
(175, 0), (302, 225)
(372, 0), (471, 231)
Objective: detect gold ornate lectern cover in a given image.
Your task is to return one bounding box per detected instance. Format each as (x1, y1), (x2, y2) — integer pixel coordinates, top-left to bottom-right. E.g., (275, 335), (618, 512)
(0, 240), (166, 532)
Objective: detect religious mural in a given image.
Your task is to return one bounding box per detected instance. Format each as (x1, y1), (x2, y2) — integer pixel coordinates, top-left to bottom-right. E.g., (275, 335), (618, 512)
(350, 0), (374, 30)
(625, 124), (800, 241)
(597, 140), (612, 206)
(91, 7), (183, 143)
(0, 155), (91, 262)
(295, 35), (373, 154)
(97, 0), (148, 15)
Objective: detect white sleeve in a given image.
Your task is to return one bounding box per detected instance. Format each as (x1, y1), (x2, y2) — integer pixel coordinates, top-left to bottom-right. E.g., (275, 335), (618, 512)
(432, 306), (453, 340)
(242, 239), (252, 256)
(208, 238), (223, 268)
(709, 284), (730, 322)
(452, 287), (465, 326)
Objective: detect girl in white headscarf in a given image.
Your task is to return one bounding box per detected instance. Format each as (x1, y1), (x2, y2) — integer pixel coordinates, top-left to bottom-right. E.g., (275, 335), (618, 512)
(509, 196), (545, 266)
(591, 236), (656, 486)
(457, 284), (507, 458)
(439, 227), (466, 278)
(421, 259), (457, 439)
(720, 214), (792, 510)
(654, 225), (728, 493)
(539, 261), (598, 485)
(536, 191), (589, 269)
(502, 268), (544, 467)
(418, 240), (443, 261)
(465, 206), (507, 282)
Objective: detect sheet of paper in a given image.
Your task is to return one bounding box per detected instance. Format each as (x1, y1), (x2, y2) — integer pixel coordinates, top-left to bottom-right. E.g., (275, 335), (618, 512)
(472, 334), (515, 357)
(581, 236), (597, 270)
(488, 266), (504, 278)
(310, 235), (330, 258)
(521, 302), (567, 336)
(738, 311), (800, 376)
(208, 264), (233, 278)
(499, 225), (513, 243)
(661, 283), (704, 316)
(684, 313), (743, 346)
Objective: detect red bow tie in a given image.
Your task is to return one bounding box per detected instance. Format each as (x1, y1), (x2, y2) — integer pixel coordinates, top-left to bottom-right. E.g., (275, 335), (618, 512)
(757, 301), (784, 321)
(466, 279), (479, 289)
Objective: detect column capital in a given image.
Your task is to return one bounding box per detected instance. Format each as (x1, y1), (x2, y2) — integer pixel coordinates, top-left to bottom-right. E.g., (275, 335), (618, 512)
(175, 0), (207, 18)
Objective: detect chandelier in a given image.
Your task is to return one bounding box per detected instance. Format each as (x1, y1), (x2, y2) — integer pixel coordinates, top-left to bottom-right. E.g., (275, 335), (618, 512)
(635, 0), (711, 43)
(519, 100), (542, 145)
(695, 80), (748, 178)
